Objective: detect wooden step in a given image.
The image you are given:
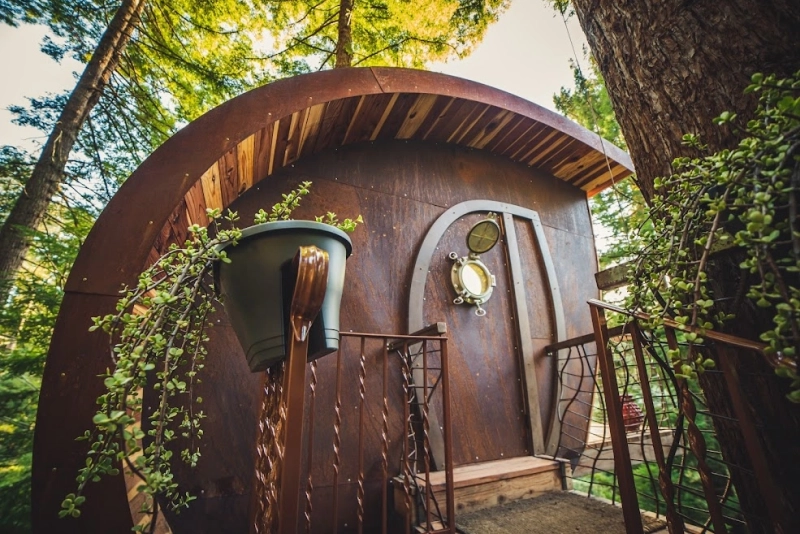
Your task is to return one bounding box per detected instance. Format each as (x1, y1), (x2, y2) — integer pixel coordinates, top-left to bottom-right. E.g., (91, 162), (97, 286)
(394, 456), (564, 519)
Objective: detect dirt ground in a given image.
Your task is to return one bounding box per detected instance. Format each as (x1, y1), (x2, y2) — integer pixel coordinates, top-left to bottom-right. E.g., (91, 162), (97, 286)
(455, 491), (666, 534)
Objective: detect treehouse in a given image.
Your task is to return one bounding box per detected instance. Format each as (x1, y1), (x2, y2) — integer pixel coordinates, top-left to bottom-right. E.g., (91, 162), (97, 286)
(33, 68), (786, 534)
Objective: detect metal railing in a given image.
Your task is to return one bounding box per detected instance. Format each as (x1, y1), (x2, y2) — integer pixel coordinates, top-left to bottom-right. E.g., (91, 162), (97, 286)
(546, 299), (789, 533)
(251, 325), (455, 533)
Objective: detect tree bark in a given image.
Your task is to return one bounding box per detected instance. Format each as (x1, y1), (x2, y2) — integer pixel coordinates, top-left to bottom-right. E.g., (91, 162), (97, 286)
(571, 1), (800, 532)
(335, 0), (354, 68)
(0, 0), (146, 304)
(573, 0), (800, 199)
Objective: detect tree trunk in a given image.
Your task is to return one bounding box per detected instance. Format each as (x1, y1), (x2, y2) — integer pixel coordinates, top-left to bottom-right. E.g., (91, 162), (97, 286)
(335, 0), (354, 68)
(0, 0), (145, 304)
(571, 0), (800, 531)
(574, 0), (800, 199)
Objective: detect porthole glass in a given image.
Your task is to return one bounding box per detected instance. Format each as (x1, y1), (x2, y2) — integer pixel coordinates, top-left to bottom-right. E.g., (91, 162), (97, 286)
(461, 262), (490, 295)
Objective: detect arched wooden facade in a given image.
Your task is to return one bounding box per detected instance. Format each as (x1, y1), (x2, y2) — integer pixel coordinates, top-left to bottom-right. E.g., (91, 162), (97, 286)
(32, 67), (633, 532)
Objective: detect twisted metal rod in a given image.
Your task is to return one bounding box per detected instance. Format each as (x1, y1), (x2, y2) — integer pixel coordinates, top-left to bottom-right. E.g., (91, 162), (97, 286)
(303, 360), (318, 533)
(252, 363), (286, 534)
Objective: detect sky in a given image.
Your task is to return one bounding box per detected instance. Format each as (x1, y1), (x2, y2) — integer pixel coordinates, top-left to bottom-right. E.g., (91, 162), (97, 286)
(0, 1), (588, 150)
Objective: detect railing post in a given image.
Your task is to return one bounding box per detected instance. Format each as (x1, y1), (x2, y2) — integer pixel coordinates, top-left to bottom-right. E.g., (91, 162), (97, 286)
(381, 340), (390, 534)
(440, 338), (456, 533)
(250, 246), (329, 534)
(280, 246), (328, 534)
(422, 342), (432, 531)
(715, 346), (791, 533)
(589, 303), (644, 534)
(629, 324), (684, 534)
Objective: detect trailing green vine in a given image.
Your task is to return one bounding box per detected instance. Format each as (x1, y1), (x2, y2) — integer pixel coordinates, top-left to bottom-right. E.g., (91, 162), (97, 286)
(60, 181), (360, 530)
(629, 71), (800, 400)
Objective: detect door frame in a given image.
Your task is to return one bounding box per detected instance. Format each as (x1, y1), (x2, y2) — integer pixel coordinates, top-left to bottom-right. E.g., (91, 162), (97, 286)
(408, 200), (567, 466)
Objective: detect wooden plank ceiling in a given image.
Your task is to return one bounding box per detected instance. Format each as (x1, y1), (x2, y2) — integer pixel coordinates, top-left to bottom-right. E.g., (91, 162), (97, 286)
(151, 90), (632, 261)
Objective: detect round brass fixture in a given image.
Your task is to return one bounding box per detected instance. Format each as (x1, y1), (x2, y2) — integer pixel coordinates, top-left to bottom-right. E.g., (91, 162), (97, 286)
(448, 215), (500, 316)
(467, 218), (501, 254)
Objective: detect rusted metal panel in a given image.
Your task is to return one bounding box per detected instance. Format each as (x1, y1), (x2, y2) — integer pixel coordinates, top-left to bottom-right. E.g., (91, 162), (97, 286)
(63, 67), (631, 298)
(423, 217), (529, 466)
(32, 292), (134, 533)
(45, 142), (601, 531)
(158, 320), (259, 534)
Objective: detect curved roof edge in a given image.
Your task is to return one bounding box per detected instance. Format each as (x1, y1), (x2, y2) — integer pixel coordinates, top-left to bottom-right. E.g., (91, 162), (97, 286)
(65, 67), (633, 296)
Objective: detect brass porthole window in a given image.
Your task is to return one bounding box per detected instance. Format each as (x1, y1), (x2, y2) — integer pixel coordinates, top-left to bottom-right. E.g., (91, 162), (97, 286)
(449, 216), (500, 316)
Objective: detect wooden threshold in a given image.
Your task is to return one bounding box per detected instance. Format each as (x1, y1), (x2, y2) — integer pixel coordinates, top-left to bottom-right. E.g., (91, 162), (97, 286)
(415, 455), (560, 492)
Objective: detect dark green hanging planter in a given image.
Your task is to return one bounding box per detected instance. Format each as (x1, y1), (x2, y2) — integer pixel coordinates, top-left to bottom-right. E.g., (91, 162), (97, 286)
(214, 220), (353, 372)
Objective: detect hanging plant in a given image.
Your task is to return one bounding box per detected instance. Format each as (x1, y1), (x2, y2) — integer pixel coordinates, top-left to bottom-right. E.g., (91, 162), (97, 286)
(628, 71), (800, 400)
(59, 181), (361, 530)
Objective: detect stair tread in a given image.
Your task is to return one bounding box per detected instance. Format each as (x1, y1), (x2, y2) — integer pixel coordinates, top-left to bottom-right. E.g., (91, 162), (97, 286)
(415, 456), (559, 490)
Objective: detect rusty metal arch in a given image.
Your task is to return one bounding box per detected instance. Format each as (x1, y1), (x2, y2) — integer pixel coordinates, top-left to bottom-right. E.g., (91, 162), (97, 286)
(32, 67), (632, 532)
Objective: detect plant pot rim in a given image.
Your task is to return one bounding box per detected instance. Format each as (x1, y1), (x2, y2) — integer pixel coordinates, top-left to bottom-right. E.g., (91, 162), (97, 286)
(218, 219), (353, 255)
